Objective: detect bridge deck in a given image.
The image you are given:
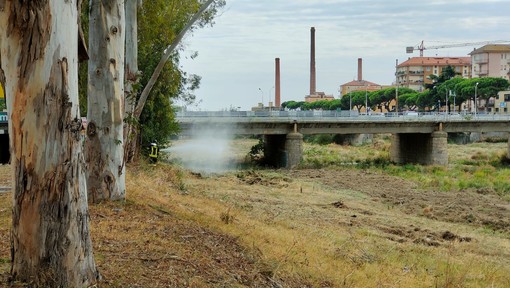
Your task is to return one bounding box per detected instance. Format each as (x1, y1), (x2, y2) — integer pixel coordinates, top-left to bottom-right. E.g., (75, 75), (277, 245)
(177, 112), (510, 135)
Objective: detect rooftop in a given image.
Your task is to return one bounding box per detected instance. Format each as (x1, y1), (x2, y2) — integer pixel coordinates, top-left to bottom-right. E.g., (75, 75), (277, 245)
(341, 80), (380, 87)
(398, 56), (471, 67)
(469, 44), (510, 55)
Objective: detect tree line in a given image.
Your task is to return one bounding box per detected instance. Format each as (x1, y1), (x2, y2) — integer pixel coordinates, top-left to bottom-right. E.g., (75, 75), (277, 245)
(283, 67), (509, 113)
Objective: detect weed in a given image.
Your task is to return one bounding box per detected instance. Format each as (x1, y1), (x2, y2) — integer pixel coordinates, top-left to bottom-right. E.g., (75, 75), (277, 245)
(220, 208), (235, 224)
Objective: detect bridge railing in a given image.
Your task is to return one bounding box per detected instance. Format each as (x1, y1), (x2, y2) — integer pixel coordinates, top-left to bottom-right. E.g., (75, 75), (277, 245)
(176, 110), (510, 121)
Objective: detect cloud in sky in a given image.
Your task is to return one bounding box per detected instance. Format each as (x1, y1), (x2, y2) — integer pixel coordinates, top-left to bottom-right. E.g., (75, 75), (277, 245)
(179, 0), (510, 110)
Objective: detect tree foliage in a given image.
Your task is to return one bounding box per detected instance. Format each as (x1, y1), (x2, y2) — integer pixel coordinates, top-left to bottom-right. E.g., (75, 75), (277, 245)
(137, 0), (224, 146)
(281, 77), (509, 113)
(78, 0), (225, 147)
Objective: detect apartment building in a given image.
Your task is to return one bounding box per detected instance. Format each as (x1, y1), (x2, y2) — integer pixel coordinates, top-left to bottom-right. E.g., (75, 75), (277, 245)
(396, 57), (471, 91)
(470, 44), (510, 80)
(488, 90), (510, 114)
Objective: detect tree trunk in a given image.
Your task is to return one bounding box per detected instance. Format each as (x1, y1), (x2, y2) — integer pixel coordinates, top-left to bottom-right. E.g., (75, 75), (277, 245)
(86, 0), (126, 203)
(123, 0), (141, 163)
(0, 1), (99, 286)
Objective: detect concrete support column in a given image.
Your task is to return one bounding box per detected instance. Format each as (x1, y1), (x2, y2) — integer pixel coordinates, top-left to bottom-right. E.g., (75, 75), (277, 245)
(285, 132), (303, 169)
(430, 131), (448, 166)
(389, 134), (403, 164)
(390, 132), (448, 166)
(263, 132), (303, 169)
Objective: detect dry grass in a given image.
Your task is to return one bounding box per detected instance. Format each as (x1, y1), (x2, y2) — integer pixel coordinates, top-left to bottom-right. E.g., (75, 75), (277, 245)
(1, 138), (510, 287)
(180, 168), (510, 287)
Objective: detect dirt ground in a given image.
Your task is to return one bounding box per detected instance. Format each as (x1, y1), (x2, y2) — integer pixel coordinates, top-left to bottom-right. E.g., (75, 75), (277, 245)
(287, 169), (510, 246)
(285, 168), (510, 242)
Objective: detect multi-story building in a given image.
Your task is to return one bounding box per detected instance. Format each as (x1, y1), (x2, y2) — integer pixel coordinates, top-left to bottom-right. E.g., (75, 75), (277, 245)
(470, 44), (510, 80)
(396, 57), (471, 91)
(491, 90), (510, 114)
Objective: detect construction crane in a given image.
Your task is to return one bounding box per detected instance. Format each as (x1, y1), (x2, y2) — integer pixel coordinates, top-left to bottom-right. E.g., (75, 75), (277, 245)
(406, 40), (510, 57)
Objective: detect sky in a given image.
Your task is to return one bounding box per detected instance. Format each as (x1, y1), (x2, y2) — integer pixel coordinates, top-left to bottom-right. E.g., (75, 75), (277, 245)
(179, 0), (510, 111)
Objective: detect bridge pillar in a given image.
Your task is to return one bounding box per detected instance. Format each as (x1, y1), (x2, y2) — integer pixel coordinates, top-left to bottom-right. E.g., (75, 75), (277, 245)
(285, 132), (303, 169)
(263, 132), (303, 169)
(390, 131), (448, 166)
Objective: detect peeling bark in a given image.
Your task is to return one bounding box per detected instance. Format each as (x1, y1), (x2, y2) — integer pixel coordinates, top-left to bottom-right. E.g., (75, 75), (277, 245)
(123, 0), (141, 163)
(1, 1), (99, 286)
(7, 0), (51, 89)
(86, 0), (126, 203)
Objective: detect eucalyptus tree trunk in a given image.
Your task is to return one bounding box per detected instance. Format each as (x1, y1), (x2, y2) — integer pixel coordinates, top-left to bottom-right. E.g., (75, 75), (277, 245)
(0, 1), (99, 286)
(124, 0), (142, 163)
(86, 0), (126, 202)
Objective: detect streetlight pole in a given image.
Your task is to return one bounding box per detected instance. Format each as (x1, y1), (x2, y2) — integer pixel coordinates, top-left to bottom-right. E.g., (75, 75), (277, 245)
(349, 94), (352, 116)
(475, 82), (479, 118)
(395, 59), (399, 114)
(445, 88), (449, 119)
(452, 90), (456, 114)
(365, 84), (368, 115)
(269, 85), (274, 109)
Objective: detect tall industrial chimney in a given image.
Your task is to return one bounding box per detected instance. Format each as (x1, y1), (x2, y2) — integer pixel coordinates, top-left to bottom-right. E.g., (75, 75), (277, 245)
(357, 58), (363, 81)
(275, 58), (281, 108)
(310, 27), (316, 95)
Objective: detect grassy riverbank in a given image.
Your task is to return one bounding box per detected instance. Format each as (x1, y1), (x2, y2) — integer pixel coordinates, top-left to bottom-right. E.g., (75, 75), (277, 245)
(1, 137), (510, 287)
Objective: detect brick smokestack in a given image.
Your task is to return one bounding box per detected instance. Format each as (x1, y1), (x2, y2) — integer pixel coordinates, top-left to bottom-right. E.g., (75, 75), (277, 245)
(275, 58), (281, 108)
(358, 58), (363, 81)
(310, 27), (316, 95)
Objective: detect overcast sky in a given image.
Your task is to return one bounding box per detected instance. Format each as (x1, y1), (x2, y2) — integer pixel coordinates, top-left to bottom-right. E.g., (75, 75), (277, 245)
(179, 0), (509, 111)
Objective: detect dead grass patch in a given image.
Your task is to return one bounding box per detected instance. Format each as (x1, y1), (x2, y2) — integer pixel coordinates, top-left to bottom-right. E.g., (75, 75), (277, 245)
(1, 139), (510, 287)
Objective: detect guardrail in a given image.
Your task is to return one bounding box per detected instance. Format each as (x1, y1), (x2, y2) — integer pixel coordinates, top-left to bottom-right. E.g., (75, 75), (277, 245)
(176, 110), (510, 121)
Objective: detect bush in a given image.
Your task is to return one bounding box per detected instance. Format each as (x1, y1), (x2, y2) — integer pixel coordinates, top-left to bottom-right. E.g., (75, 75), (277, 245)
(304, 134), (335, 145)
(248, 138), (265, 162)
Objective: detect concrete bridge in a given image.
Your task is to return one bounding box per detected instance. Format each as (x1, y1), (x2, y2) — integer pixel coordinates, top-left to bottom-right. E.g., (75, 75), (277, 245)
(177, 111), (510, 168)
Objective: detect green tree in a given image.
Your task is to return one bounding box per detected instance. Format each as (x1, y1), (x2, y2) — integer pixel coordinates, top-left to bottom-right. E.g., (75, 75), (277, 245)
(398, 92), (419, 111)
(137, 0), (225, 146)
(415, 90), (435, 110)
(424, 65), (457, 90)
(368, 87), (413, 112)
(327, 99), (344, 110)
(433, 77), (510, 112)
(345, 90), (368, 111)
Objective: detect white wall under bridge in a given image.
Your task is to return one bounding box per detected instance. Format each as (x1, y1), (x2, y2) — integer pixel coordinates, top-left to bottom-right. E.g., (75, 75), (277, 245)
(177, 112), (510, 167)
